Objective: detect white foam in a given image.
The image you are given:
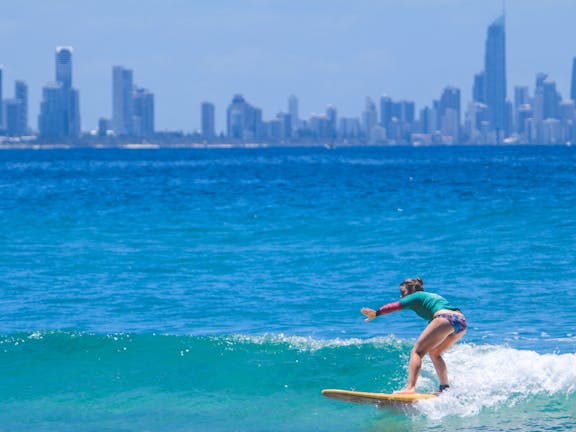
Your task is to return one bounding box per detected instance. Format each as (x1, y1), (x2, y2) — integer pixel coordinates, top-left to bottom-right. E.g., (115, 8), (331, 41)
(227, 333), (407, 351)
(415, 343), (576, 419)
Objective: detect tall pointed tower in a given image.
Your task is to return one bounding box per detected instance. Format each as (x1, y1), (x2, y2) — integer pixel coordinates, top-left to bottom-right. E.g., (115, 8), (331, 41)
(484, 15), (507, 136)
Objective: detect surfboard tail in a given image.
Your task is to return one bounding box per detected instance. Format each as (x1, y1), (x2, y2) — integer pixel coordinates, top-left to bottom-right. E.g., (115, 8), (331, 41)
(321, 389), (437, 405)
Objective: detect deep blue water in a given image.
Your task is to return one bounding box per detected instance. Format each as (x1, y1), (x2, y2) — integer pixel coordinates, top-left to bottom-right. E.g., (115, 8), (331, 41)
(0, 146), (575, 431)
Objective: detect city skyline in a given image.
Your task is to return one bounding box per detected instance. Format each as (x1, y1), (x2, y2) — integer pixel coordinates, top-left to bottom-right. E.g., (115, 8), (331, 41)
(2, 9), (576, 145)
(1, 0), (576, 133)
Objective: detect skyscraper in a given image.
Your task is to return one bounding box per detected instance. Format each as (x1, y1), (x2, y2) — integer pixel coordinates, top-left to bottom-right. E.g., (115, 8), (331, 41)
(201, 102), (215, 140)
(419, 106), (436, 134)
(379, 96), (393, 129)
(55, 47), (73, 90)
(571, 57), (576, 102)
(392, 101), (415, 124)
(133, 87), (154, 137)
(288, 95), (299, 130)
(533, 72), (553, 125)
(542, 78), (560, 120)
(484, 15), (507, 137)
(38, 47), (81, 139)
(276, 112), (292, 140)
(362, 97), (377, 138)
(439, 86), (461, 140)
(6, 80), (28, 135)
(473, 72), (485, 103)
(226, 94), (261, 142)
(516, 104), (533, 136)
(39, 84), (67, 137)
(112, 67), (155, 137)
(15, 81), (28, 131)
(112, 66), (134, 135)
(4, 100), (20, 136)
(326, 105), (337, 140)
(514, 86), (529, 109)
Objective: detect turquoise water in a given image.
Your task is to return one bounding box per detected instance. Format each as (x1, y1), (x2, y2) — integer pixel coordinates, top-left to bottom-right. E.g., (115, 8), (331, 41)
(1, 146), (575, 431)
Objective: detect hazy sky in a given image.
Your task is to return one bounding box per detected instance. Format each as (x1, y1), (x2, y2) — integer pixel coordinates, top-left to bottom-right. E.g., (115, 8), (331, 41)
(1, 0), (575, 133)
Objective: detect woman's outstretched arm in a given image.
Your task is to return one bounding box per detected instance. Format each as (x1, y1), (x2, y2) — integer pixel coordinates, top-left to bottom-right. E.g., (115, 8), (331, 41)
(361, 302), (402, 322)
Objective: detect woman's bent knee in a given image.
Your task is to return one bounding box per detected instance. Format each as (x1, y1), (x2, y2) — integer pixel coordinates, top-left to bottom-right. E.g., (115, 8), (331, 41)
(411, 346), (426, 358)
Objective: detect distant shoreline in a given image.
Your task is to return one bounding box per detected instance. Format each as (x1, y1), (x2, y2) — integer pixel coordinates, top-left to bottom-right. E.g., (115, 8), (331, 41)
(0, 142), (572, 151)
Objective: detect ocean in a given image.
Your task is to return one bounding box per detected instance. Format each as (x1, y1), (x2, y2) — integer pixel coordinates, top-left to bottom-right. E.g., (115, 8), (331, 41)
(0, 145), (575, 431)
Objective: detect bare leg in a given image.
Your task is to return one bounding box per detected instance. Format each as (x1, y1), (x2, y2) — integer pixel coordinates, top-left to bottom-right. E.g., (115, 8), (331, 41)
(429, 330), (466, 388)
(396, 318), (456, 393)
(429, 353), (448, 386)
(403, 348), (424, 393)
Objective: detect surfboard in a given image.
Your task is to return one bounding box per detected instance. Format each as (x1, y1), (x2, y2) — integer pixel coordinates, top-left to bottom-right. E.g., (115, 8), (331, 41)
(321, 389), (437, 406)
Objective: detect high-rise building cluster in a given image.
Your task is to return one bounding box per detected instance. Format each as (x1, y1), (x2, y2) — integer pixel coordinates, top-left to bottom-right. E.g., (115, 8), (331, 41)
(208, 15), (576, 146)
(1, 15), (575, 145)
(107, 66), (155, 138)
(0, 48), (156, 143)
(465, 16), (576, 145)
(38, 47), (81, 140)
(0, 65), (29, 137)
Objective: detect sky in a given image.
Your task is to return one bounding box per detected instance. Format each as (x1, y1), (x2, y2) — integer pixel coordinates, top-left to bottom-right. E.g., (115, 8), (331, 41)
(1, 0), (576, 133)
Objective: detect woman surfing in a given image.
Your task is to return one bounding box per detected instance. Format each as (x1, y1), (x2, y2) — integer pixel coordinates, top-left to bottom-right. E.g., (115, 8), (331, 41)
(361, 277), (467, 394)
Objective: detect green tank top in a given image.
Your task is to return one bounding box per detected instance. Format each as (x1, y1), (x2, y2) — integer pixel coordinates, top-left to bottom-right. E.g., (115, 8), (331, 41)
(399, 291), (459, 321)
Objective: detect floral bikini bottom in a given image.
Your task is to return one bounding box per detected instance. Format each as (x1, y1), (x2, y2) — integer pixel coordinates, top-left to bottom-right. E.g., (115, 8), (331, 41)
(435, 313), (467, 334)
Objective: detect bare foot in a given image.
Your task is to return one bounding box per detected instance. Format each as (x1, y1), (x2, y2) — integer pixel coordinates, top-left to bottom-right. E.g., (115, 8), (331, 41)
(394, 388), (416, 394)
